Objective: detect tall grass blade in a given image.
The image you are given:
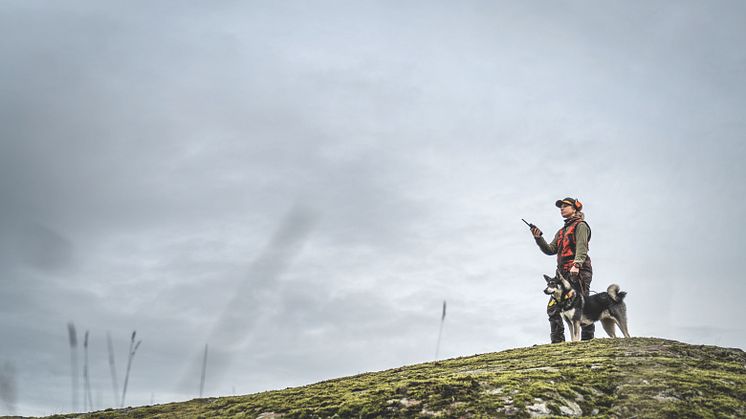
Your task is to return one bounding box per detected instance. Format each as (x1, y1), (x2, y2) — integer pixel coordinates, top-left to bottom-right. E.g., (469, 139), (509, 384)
(199, 344), (208, 397)
(106, 332), (120, 407)
(67, 322), (79, 412)
(83, 330), (93, 411)
(435, 300), (447, 360)
(0, 361), (17, 416)
(177, 206), (315, 392)
(121, 331), (142, 407)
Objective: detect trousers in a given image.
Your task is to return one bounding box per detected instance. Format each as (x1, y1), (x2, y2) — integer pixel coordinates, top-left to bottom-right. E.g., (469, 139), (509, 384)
(547, 259), (594, 343)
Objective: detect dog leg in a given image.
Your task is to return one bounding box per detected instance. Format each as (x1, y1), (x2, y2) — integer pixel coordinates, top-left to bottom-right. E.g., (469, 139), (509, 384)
(563, 317), (575, 342)
(610, 304), (631, 338)
(615, 317), (631, 338)
(573, 321), (582, 342)
(601, 319), (617, 338)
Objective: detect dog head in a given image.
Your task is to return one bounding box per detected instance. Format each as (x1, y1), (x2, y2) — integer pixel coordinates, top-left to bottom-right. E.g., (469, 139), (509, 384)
(543, 272), (573, 299)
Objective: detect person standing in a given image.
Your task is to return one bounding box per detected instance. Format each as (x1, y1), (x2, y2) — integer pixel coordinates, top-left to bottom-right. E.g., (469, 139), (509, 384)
(529, 197), (594, 343)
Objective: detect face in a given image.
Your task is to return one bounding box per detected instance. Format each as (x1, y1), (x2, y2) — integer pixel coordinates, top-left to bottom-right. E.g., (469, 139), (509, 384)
(560, 203), (576, 218)
(543, 274), (562, 298)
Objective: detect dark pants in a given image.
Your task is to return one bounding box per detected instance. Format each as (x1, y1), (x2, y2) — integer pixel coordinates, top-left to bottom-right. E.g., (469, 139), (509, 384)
(548, 259), (594, 343)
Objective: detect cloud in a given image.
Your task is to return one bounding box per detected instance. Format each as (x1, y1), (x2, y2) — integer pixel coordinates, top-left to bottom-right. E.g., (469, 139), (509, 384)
(1, 1), (745, 415)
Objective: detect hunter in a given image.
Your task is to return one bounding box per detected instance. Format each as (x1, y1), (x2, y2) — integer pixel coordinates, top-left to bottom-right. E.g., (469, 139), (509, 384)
(530, 197), (594, 343)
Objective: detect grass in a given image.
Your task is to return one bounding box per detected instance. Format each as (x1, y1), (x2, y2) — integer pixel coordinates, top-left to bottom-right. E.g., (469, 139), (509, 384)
(121, 331), (142, 408)
(42, 337), (745, 418)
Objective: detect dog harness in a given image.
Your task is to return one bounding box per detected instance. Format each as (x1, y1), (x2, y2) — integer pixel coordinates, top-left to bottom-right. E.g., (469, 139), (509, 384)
(548, 288), (577, 310)
(556, 219), (591, 271)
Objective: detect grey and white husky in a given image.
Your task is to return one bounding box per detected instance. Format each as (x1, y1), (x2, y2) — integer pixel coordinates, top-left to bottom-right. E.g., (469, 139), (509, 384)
(543, 272), (631, 341)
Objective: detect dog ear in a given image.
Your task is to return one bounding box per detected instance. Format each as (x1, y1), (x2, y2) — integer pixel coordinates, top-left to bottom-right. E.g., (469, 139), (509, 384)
(556, 270), (568, 282)
(543, 274), (552, 283)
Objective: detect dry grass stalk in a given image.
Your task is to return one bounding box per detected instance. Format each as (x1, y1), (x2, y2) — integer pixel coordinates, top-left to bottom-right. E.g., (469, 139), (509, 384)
(106, 332), (120, 407)
(199, 344), (208, 398)
(0, 361), (17, 416)
(121, 330), (142, 407)
(435, 300), (447, 360)
(67, 322), (79, 412)
(83, 330), (93, 411)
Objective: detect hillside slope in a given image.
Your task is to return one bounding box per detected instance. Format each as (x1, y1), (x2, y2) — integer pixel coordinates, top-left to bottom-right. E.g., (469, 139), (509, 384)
(46, 337), (745, 418)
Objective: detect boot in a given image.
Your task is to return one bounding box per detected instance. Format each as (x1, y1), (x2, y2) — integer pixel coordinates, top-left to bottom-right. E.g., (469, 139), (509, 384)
(581, 323), (595, 340)
(549, 312), (565, 343)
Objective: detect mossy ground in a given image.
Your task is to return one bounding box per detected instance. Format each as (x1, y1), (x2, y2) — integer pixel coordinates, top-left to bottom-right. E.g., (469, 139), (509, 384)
(42, 338), (745, 418)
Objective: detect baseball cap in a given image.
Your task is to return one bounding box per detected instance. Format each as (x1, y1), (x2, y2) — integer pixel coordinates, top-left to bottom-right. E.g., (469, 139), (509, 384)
(555, 197), (583, 210)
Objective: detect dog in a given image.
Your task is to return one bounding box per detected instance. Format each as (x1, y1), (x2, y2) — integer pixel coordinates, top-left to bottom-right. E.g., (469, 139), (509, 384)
(543, 272), (630, 341)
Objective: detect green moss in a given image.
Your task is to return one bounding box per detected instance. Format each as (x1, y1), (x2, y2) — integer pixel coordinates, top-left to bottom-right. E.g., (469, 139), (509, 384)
(40, 338), (745, 419)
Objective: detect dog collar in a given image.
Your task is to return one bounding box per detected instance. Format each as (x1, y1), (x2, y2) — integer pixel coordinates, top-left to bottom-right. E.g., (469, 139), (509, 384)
(562, 289), (576, 301)
(550, 288), (575, 304)
(560, 289), (577, 309)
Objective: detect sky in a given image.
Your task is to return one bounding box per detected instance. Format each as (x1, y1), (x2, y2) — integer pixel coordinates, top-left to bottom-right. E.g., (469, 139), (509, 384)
(1, 0), (745, 416)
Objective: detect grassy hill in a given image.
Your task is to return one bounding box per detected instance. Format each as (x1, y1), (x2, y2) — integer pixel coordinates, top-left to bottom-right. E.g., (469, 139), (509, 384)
(44, 337), (744, 418)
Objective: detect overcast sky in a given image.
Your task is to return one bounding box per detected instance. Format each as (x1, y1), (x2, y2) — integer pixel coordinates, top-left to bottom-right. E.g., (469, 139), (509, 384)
(1, 0), (745, 416)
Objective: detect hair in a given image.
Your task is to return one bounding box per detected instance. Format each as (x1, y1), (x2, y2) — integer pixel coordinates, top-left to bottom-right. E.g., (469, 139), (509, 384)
(575, 210), (585, 220)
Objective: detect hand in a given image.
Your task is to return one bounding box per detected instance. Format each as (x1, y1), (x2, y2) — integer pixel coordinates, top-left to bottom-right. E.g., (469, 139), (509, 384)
(569, 265), (580, 275)
(530, 226), (543, 238)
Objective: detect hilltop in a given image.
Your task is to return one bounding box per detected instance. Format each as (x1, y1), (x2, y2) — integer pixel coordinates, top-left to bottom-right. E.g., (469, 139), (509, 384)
(41, 337), (745, 418)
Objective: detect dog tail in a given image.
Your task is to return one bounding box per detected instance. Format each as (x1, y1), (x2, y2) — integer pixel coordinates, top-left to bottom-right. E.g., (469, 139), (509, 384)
(607, 284), (627, 302)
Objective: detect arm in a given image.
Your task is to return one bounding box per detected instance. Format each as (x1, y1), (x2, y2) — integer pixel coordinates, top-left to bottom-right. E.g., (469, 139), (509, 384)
(535, 232), (558, 255)
(573, 222), (590, 265)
